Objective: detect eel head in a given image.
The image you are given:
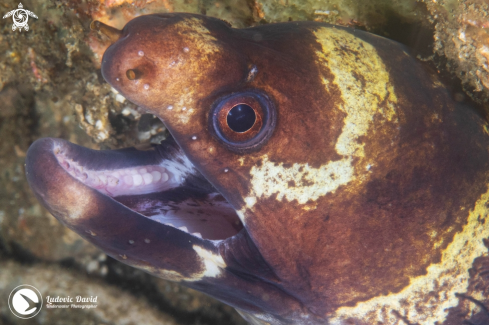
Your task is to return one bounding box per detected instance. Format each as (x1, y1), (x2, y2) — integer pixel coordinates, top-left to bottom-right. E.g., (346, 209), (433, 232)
(26, 13), (489, 325)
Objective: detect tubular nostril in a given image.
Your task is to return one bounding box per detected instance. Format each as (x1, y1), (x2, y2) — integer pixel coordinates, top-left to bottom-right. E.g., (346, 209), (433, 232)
(126, 69), (141, 80)
(90, 20), (122, 44)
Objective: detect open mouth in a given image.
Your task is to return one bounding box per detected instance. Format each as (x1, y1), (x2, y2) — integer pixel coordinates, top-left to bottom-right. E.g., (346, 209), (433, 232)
(29, 136), (244, 242)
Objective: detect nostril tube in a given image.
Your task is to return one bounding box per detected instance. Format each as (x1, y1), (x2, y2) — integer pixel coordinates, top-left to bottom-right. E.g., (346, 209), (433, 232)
(90, 20), (122, 44)
(126, 69), (142, 80)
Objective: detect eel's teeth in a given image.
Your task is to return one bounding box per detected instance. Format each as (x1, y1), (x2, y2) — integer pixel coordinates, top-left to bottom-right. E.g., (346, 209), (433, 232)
(162, 172), (169, 182)
(151, 171), (162, 182)
(142, 173), (152, 185)
(99, 175), (108, 185)
(193, 232), (202, 238)
(178, 226), (189, 233)
(132, 174), (143, 186)
(123, 175), (133, 186)
(107, 175), (118, 186)
(55, 148), (180, 197)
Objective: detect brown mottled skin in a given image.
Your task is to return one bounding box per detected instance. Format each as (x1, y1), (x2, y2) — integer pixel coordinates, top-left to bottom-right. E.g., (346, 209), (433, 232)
(26, 13), (489, 325)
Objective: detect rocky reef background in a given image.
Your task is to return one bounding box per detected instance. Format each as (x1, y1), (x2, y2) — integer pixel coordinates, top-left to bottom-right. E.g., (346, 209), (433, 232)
(0, 0), (488, 324)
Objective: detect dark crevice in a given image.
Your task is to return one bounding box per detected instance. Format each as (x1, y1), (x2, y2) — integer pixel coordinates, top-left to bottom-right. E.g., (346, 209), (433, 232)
(368, 4), (435, 58)
(108, 110), (134, 135)
(364, 2), (487, 123)
(6, 241), (41, 265)
(58, 257), (79, 270)
(427, 53), (488, 122)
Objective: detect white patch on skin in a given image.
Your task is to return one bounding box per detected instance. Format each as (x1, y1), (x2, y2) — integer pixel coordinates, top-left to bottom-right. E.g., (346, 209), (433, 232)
(238, 157), (245, 166)
(329, 187), (489, 325)
(174, 18), (220, 55)
(243, 27), (398, 210)
(236, 209), (247, 226)
(133, 246), (227, 282)
(244, 196), (257, 207)
(173, 95), (196, 124)
(60, 182), (92, 220)
(136, 265), (188, 282)
(315, 28), (398, 158)
(165, 18), (221, 127)
(235, 309), (276, 325)
(159, 150), (196, 182)
(192, 245), (226, 278)
(248, 157), (354, 205)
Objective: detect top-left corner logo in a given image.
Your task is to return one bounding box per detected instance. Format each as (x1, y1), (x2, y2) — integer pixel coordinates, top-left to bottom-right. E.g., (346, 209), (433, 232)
(3, 2), (38, 32)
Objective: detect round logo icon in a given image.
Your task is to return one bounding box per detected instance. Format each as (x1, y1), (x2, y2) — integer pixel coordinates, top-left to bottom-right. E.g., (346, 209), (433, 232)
(8, 284), (43, 319)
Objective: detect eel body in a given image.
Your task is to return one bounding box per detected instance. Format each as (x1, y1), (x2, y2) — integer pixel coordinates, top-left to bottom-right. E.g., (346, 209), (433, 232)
(26, 13), (489, 325)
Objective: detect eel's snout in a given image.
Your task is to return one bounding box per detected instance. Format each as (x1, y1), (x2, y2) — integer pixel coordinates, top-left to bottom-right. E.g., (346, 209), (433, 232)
(25, 137), (219, 279)
(100, 14), (178, 110)
(100, 13), (244, 118)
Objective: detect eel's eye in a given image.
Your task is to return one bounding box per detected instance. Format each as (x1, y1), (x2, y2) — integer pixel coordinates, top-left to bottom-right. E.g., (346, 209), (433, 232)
(210, 90), (276, 153)
(227, 104), (256, 133)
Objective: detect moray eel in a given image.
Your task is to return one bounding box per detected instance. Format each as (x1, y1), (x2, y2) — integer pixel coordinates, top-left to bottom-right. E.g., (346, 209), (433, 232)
(26, 13), (489, 325)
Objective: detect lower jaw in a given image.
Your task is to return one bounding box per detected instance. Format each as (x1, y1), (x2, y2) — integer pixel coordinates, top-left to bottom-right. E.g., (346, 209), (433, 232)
(26, 137), (308, 324)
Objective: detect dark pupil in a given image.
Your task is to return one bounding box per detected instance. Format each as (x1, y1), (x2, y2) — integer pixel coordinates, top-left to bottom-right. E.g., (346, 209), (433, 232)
(226, 104), (256, 133)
